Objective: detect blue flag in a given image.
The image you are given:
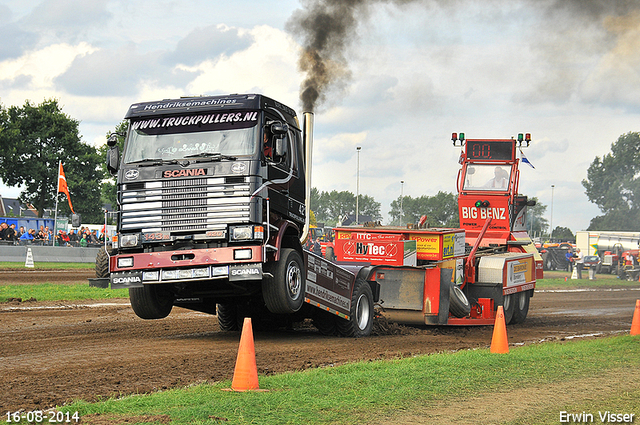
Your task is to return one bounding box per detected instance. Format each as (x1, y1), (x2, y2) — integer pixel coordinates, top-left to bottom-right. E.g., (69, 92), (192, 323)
(520, 148), (535, 169)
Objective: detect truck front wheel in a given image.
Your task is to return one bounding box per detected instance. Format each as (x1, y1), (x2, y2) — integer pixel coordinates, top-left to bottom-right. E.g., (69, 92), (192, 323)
(129, 284), (173, 319)
(337, 279), (374, 337)
(263, 248), (305, 314)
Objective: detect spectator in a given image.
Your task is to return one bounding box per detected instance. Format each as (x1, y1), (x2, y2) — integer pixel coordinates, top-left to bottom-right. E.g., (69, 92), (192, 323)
(5, 224), (17, 242)
(68, 229), (79, 245)
(16, 226), (25, 239)
(0, 222), (8, 240)
(80, 234), (88, 247)
(565, 249), (574, 272)
(20, 229), (35, 241)
(575, 248), (584, 279)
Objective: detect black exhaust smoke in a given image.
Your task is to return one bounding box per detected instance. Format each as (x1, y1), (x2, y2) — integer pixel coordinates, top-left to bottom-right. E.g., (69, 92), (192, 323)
(286, 0), (639, 113)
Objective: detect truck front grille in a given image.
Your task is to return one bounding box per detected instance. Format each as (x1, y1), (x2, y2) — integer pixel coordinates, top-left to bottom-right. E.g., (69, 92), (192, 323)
(120, 177), (251, 233)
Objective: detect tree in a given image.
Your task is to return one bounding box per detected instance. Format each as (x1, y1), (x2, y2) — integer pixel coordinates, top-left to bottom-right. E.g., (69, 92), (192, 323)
(582, 132), (640, 230)
(309, 188), (381, 226)
(551, 226), (574, 241)
(0, 99), (103, 222)
(389, 191), (459, 227)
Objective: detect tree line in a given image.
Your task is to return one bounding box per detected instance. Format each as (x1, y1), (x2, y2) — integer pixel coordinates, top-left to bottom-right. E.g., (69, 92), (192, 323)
(1, 98), (635, 233)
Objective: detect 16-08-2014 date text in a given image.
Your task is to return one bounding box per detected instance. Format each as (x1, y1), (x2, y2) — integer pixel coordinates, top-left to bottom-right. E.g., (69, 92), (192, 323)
(6, 411), (79, 423)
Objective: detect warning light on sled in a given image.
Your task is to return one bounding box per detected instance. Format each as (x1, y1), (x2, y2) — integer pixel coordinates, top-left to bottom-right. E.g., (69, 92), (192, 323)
(475, 200), (490, 208)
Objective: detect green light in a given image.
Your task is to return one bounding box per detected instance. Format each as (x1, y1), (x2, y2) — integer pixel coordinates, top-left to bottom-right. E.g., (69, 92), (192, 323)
(518, 133), (524, 142)
(475, 200), (483, 208)
(459, 133), (465, 141)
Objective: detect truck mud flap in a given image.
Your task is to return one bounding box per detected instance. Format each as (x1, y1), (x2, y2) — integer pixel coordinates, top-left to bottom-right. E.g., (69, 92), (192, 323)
(111, 271), (144, 289)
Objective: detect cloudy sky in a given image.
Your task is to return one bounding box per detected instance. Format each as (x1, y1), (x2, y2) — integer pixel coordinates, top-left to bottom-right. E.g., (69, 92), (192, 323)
(1, 0), (639, 234)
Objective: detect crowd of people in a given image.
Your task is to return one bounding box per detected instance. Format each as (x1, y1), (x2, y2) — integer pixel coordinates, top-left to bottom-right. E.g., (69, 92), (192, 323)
(0, 223), (105, 247)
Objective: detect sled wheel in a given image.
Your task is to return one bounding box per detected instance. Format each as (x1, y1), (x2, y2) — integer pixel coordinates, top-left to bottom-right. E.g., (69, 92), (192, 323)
(217, 303), (240, 331)
(503, 293), (516, 324)
(337, 279), (374, 338)
(449, 283), (471, 318)
(129, 284), (173, 319)
(510, 290), (531, 324)
(263, 248), (305, 314)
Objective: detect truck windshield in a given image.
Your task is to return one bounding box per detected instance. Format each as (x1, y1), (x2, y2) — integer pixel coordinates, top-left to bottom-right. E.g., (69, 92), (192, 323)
(123, 111), (259, 164)
(463, 164), (511, 191)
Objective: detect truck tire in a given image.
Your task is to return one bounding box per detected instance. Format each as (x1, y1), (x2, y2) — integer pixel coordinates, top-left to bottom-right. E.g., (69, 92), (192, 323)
(263, 248), (305, 314)
(217, 303), (240, 331)
(95, 247), (110, 278)
(312, 309), (338, 336)
(129, 284), (173, 319)
(449, 283), (471, 318)
(503, 293), (516, 324)
(510, 290), (531, 324)
(337, 278), (374, 337)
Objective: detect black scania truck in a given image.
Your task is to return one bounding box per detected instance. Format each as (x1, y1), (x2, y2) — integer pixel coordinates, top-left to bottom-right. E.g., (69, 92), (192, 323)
(94, 94), (320, 329)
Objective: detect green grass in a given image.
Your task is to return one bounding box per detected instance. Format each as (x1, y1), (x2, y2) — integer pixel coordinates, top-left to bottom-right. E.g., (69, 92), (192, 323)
(59, 336), (640, 425)
(0, 283), (128, 302)
(0, 261), (94, 269)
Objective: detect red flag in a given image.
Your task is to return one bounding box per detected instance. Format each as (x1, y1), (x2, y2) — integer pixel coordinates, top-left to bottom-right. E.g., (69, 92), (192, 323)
(58, 162), (74, 214)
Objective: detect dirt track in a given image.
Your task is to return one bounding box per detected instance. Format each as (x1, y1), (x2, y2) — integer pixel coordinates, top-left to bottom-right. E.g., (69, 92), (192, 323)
(1, 270), (638, 412)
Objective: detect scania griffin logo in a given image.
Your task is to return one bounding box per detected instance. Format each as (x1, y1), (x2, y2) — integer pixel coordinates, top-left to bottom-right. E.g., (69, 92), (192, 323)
(112, 276), (142, 284)
(125, 169), (139, 180)
(163, 168), (206, 178)
(231, 268), (260, 276)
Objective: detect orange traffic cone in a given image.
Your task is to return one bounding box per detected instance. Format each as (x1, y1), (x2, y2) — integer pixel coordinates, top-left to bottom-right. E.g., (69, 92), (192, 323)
(490, 306), (509, 354)
(230, 317), (261, 391)
(631, 300), (640, 336)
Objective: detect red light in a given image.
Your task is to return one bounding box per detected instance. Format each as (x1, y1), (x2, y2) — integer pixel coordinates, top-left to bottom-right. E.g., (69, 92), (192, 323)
(452, 132), (458, 141)
(525, 133), (531, 142)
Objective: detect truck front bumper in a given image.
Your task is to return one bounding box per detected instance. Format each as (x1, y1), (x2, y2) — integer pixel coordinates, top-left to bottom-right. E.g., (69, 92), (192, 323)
(108, 246), (264, 289)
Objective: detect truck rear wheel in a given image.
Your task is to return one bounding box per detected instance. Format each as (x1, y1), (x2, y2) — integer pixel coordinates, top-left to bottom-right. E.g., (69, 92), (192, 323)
(129, 284), (173, 319)
(510, 290), (531, 324)
(217, 303), (240, 331)
(449, 283), (471, 318)
(263, 248), (305, 314)
(312, 309), (338, 336)
(337, 279), (374, 337)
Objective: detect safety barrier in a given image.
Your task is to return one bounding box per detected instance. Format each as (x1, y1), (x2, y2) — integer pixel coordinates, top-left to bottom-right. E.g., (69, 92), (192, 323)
(0, 245), (101, 263)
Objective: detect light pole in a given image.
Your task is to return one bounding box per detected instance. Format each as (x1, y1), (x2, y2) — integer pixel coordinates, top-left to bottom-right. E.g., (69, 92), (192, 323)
(356, 146), (361, 225)
(550, 184), (555, 240)
(400, 180), (404, 226)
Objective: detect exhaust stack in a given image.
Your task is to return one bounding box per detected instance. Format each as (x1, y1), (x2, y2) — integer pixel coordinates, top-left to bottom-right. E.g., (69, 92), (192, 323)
(300, 111), (314, 244)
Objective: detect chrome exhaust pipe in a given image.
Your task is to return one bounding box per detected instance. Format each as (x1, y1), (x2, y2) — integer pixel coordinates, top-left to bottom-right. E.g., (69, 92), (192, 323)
(300, 111), (314, 244)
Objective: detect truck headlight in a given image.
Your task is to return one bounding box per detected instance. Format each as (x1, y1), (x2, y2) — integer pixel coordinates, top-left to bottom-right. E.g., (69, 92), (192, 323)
(231, 226), (253, 241)
(120, 234), (139, 248)
(117, 257), (134, 268)
(230, 225), (264, 241)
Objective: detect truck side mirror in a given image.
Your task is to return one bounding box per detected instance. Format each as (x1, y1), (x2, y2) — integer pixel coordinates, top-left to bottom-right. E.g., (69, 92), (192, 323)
(270, 122), (288, 160)
(107, 146), (120, 175)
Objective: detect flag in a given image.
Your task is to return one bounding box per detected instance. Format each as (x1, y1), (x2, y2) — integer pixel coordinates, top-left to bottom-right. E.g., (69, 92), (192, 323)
(58, 162), (75, 213)
(519, 148), (535, 169)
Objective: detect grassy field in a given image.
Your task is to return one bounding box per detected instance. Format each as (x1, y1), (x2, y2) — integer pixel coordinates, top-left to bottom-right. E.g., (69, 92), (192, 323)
(58, 336), (640, 425)
(0, 283), (127, 302)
